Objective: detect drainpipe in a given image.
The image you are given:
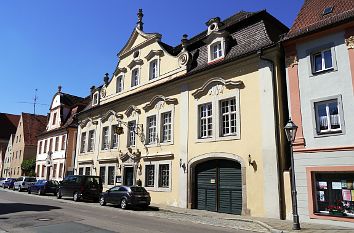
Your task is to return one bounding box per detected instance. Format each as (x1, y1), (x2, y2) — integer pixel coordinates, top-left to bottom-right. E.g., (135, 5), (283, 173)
(258, 46), (286, 220)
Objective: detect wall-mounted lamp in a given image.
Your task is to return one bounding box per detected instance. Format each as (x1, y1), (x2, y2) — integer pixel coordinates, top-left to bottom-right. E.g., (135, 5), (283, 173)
(180, 159), (186, 173)
(248, 154), (257, 169)
(93, 167), (97, 171)
(138, 164), (142, 172)
(118, 164), (122, 172)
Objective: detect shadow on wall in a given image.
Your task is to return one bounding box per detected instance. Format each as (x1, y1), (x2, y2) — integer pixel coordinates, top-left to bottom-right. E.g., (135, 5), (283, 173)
(0, 203), (61, 215)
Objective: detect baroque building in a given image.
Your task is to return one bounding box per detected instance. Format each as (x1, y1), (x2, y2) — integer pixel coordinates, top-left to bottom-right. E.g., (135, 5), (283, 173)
(76, 9), (289, 218)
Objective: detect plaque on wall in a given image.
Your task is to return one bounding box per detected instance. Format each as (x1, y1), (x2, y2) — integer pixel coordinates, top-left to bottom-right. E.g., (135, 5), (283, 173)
(116, 176), (122, 184)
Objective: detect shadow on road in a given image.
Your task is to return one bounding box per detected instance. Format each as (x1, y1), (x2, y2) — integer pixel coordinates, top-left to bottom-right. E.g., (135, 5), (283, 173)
(0, 203), (61, 215)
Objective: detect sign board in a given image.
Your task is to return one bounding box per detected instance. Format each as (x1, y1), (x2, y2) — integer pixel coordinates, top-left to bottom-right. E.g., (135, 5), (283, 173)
(116, 176), (122, 184)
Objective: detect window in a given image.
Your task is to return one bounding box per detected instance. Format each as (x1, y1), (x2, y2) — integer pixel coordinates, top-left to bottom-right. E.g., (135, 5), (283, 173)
(58, 163), (63, 178)
(92, 92), (99, 105)
(38, 141), (42, 154)
(131, 68), (139, 87)
(108, 166), (115, 185)
(116, 75), (124, 93)
(19, 134), (21, 142)
(44, 140), (47, 153)
(100, 166), (106, 185)
(199, 103), (213, 138)
(80, 132), (86, 153)
(15, 151), (18, 159)
(19, 150), (21, 159)
(149, 59), (158, 80)
(85, 167), (91, 176)
(210, 42), (223, 61)
(42, 165), (46, 178)
(36, 165), (40, 176)
(111, 125), (119, 149)
(79, 167), (84, 175)
(55, 136), (59, 151)
(158, 164), (169, 188)
(49, 138), (53, 152)
(161, 111), (172, 143)
(61, 135), (66, 150)
(53, 164), (57, 179)
(147, 115), (157, 144)
(87, 130), (95, 152)
(312, 49), (333, 73)
(52, 113), (57, 125)
(145, 165), (155, 187)
(102, 127), (109, 150)
(220, 98), (237, 136)
(314, 98), (342, 134)
(128, 121), (136, 147)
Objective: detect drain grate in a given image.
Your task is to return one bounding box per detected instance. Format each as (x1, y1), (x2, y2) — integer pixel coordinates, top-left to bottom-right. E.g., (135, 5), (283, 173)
(37, 218), (52, 221)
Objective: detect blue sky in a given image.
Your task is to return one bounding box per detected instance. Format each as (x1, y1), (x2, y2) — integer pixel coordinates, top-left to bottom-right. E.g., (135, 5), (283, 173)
(0, 0), (303, 115)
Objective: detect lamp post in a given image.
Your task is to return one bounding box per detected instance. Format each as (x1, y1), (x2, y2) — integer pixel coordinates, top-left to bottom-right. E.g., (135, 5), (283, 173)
(284, 118), (301, 230)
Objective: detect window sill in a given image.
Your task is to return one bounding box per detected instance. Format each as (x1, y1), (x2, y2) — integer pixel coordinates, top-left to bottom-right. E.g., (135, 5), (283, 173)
(208, 57), (224, 65)
(314, 130), (344, 138)
(311, 68), (335, 76)
(196, 134), (240, 143)
(145, 187), (171, 192)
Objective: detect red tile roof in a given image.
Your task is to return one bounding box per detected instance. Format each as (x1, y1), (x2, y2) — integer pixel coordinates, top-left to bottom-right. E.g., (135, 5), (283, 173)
(0, 113), (20, 140)
(22, 113), (47, 146)
(285, 0), (354, 40)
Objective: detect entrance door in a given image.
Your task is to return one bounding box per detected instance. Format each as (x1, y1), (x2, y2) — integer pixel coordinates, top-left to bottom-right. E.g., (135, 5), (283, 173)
(123, 167), (134, 186)
(195, 159), (242, 214)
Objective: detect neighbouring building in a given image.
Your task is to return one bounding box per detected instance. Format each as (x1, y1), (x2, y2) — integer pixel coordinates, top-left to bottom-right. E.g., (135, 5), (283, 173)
(2, 134), (15, 178)
(35, 86), (89, 181)
(283, 0), (354, 226)
(76, 9), (289, 218)
(8, 113), (47, 178)
(0, 113), (20, 177)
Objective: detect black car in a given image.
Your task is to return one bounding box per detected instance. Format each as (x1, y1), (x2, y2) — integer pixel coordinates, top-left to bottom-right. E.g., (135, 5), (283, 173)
(3, 178), (16, 189)
(28, 180), (59, 195)
(99, 186), (151, 209)
(56, 175), (102, 202)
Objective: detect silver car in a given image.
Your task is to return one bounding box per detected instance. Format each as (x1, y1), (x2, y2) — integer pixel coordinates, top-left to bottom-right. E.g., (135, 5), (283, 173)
(0, 178), (12, 187)
(13, 177), (37, 192)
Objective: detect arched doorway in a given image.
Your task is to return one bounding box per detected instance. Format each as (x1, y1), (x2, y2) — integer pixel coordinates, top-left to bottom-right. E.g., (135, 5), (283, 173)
(193, 159), (242, 214)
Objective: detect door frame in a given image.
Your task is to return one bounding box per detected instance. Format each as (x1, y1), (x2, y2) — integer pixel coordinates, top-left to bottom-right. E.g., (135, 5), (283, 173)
(188, 152), (248, 215)
(122, 163), (136, 186)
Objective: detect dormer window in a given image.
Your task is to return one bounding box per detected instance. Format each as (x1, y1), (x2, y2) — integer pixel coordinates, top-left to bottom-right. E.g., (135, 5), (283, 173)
(207, 38), (225, 63)
(149, 59), (159, 80)
(92, 92), (99, 106)
(116, 75), (124, 93)
(131, 68), (139, 87)
(52, 113), (57, 125)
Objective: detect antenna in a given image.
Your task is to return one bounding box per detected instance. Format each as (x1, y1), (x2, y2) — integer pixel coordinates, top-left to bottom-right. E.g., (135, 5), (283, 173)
(16, 89), (49, 115)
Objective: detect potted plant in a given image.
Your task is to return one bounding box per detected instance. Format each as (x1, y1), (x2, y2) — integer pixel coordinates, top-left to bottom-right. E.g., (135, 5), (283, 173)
(327, 200), (347, 216)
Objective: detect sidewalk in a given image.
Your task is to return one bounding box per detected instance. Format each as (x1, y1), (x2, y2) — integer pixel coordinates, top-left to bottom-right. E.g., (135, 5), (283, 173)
(152, 204), (354, 233)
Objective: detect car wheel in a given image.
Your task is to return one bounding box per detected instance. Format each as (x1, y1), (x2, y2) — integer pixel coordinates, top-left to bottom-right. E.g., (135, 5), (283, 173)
(18, 186), (22, 192)
(2, 184), (5, 189)
(56, 190), (62, 199)
(99, 196), (106, 206)
(73, 192), (80, 202)
(120, 198), (128, 209)
(12, 186), (15, 191)
(38, 189), (43, 195)
(141, 204), (149, 209)
(28, 188), (31, 194)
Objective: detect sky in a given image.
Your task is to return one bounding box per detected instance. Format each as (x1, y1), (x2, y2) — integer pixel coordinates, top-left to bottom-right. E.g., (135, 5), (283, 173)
(0, 0), (304, 116)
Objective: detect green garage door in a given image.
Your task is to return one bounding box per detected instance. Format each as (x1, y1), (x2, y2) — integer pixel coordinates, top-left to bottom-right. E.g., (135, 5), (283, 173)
(196, 159), (242, 214)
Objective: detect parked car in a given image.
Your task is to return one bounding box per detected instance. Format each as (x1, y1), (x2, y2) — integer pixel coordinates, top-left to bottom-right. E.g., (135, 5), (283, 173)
(99, 186), (151, 209)
(28, 180), (59, 195)
(3, 178), (16, 189)
(56, 175), (102, 202)
(0, 178), (13, 187)
(13, 177), (37, 191)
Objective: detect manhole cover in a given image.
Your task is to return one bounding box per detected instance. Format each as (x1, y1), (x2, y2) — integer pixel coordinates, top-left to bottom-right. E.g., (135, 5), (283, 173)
(37, 218), (52, 221)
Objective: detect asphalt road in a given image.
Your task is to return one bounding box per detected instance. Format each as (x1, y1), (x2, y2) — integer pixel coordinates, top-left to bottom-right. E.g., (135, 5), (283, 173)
(0, 188), (253, 233)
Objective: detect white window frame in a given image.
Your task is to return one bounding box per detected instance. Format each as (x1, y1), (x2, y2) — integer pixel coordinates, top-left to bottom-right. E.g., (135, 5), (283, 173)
(311, 95), (345, 137)
(311, 49), (333, 73)
(219, 98), (238, 137)
(161, 111), (172, 143)
(127, 120), (136, 147)
(116, 75), (124, 93)
(111, 125), (119, 149)
(198, 103), (213, 139)
(131, 67), (140, 88)
(149, 59), (159, 80)
(101, 126), (110, 150)
(146, 115), (157, 145)
(87, 130), (95, 152)
(307, 44), (337, 76)
(92, 92), (99, 106)
(145, 109), (174, 147)
(80, 132), (86, 153)
(143, 160), (172, 192)
(99, 164), (116, 186)
(77, 165), (92, 175)
(207, 37), (225, 63)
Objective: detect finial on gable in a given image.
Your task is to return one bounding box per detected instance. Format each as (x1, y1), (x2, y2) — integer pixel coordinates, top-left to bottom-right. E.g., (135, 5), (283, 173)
(58, 85), (62, 93)
(104, 73), (109, 85)
(137, 9), (144, 31)
(181, 34), (189, 50)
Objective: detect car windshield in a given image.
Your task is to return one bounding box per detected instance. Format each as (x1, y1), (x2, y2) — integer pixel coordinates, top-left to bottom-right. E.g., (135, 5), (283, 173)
(25, 178), (37, 182)
(130, 187), (147, 193)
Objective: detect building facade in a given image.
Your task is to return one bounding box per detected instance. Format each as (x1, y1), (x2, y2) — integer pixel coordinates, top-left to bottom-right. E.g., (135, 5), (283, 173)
(8, 113), (47, 178)
(2, 134), (15, 178)
(76, 9), (289, 218)
(283, 0), (354, 226)
(35, 86), (88, 181)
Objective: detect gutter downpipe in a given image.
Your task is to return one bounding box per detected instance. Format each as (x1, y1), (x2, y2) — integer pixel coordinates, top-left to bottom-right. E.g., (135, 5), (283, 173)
(258, 45), (286, 220)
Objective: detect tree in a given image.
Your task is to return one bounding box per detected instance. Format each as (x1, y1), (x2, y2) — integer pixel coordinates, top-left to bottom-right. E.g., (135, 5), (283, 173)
(21, 159), (36, 177)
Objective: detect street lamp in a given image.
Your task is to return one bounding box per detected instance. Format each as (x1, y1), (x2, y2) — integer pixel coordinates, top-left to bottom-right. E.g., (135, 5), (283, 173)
(284, 118), (301, 230)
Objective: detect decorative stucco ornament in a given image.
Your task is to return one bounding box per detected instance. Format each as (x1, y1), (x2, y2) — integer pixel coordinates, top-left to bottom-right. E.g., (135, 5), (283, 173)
(208, 84), (224, 96)
(100, 87), (106, 98)
(285, 55), (298, 68)
(345, 36), (354, 49)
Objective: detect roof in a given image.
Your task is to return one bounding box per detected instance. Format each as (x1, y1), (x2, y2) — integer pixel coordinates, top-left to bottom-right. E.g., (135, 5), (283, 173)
(0, 113), (20, 140)
(22, 113), (47, 146)
(284, 0), (354, 40)
(60, 92), (86, 107)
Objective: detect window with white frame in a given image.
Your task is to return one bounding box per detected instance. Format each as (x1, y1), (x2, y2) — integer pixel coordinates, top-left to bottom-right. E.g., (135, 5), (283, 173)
(144, 161), (171, 191)
(108, 166), (115, 185)
(85, 167), (91, 175)
(210, 41), (223, 61)
(61, 135), (66, 150)
(220, 98), (237, 136)
(116, 75), (124, 93)
(100, 165), (115, 185)
(99, 166), (106, 185)
(87, 130), (95, 152)
(199, 103), (213, 138)
(149, 59), (158, 80)
(38, 141), (42, 154)
(111, 125), (119, 149)
(147, 115), (157, 144)
(127, 121), (136, 147)
(311, 48), (333, 73)
(80, 132), (86, 153)
(314, 98), (343, 134)
(92, 92), (99, 106)
(161, 111), (172, 143)
(55, 136), (59, 151)
(102, 127), (110, 150)
(131, 68), (139, 87)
